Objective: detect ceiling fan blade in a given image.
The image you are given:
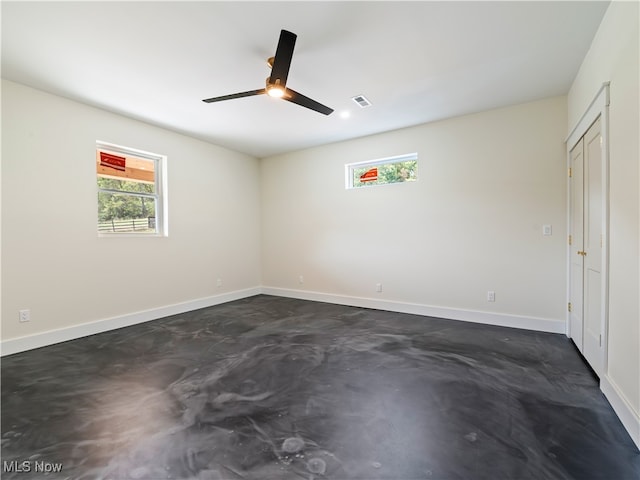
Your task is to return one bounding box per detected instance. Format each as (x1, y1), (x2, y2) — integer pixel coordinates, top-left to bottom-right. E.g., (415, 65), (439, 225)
(284, 88), (334, 115)
(202, 89), (266, 103)
(269, 30), (297, 88)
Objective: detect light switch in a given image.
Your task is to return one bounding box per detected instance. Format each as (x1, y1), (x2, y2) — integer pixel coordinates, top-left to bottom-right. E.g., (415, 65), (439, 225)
(543, 224), (552, 236)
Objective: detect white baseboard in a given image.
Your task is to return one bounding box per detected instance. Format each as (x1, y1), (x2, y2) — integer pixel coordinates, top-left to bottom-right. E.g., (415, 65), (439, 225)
(261, 287), (566, 334)
(601, 374), (640, 451)
(0, 287), (261, 357)
(0, 286), (565, 356)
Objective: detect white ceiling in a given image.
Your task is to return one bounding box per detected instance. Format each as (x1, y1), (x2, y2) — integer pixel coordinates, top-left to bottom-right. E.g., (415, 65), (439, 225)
(2, 1), (609, 158)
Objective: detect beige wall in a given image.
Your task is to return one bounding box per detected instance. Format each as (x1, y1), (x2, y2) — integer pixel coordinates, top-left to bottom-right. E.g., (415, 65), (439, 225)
(1, 80), (262, 341)
(568, 1), (640, 419)
(261, 97), (568, 326)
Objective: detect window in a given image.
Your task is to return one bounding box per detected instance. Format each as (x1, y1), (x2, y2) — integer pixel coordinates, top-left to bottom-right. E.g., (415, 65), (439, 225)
(346, 153), (418, 189)
(96, 142), (166, 235)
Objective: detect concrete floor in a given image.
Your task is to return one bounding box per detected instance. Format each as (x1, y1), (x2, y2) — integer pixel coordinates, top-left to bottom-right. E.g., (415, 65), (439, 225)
(2, 295), (639, 479)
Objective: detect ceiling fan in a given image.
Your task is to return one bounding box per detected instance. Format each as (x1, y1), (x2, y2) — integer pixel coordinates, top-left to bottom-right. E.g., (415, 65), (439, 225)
(202, 29), (333, 116)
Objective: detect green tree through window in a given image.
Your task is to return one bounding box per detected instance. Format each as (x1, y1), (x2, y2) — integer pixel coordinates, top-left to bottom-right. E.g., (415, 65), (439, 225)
(347, 154), (418, 189)
(97, 178), (155, 222)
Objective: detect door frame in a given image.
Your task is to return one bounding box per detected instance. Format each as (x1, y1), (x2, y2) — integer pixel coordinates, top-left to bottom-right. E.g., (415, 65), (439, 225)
(565, 82), (610, 374)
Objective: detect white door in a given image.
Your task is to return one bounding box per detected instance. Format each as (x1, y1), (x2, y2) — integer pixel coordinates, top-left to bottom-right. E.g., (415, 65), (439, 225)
(569, 139), (584, 351)
(569, 117), (603, 375)
(582, 117), (603, 374)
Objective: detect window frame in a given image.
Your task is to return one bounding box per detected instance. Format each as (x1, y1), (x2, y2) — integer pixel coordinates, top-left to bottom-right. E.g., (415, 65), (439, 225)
(345, 152), (418, 189)
(96, 141), (168, 237)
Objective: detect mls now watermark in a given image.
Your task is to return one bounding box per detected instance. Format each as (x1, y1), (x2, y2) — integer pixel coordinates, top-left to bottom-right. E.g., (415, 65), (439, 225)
(3, 460), (64, 474)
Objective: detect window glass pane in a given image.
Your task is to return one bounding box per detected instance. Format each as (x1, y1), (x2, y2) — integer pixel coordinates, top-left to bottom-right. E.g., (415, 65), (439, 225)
(97, 177), (156, 194)
(349, 157), (417, 188)
(96, 142), (165, 236)
(97, 192), (156, 233)
(97, 150), (155, 184)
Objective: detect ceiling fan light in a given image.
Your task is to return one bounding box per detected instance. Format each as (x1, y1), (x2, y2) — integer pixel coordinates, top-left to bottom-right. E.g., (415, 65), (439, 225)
(267, 86), (285, 98)
(266, 77), (285, 98)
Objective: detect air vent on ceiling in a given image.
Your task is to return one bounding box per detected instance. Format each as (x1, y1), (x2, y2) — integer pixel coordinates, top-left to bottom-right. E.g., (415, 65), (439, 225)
(352, 95), (372, 108)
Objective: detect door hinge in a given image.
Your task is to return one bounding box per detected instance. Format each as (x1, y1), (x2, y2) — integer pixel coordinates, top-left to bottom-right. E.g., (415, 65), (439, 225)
(568, 302), (572, 312)
(568, 167), (573, 178)
(568, 235), (572, 246)
(599, 334), (602, 347)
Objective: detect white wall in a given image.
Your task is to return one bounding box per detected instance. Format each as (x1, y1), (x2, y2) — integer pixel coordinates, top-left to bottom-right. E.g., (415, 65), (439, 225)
(1, 80), (262, 344)
(567, 0), (640, 442)
(261, 97), (568, 329)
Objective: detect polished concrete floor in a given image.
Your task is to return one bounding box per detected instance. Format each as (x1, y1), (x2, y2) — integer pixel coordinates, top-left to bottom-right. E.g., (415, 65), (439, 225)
(2, 295), (639, 480)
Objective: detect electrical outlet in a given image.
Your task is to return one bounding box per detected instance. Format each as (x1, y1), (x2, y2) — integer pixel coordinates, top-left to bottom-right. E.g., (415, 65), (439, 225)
(487, 291), (496, 302)
(19, 309), (30, 322)
(216, 278), (223, 287)
(299, 275), (304, 284)
(376, 283), (383, 293)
